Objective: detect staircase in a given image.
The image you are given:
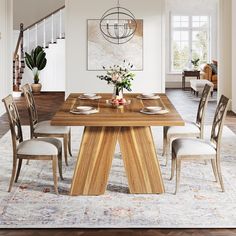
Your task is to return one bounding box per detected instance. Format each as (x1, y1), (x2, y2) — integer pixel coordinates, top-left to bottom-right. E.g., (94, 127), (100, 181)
(13, 6), (65, 93)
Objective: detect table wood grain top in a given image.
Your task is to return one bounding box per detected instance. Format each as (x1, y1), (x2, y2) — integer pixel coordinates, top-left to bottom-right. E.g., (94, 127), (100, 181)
(51, 93), (184, 127)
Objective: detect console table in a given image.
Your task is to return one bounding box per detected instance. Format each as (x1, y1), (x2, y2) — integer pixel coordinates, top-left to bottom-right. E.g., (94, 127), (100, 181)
(182, 70), (200, 90)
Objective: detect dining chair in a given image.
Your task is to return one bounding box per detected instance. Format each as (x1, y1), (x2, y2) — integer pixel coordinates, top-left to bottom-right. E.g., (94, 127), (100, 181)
(162, 84), (212, 166)
(171, 95), (230, 194)
(2, 95), (63, 194)
(22, 84), (72, 166)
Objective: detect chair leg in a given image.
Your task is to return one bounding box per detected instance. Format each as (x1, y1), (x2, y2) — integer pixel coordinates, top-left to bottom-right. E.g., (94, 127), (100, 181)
(58, 151), (64, 180)
(170, 156), (176, 180)
(15, 159), (22, 183)
(63, 135), (68, 166)
(162, 127), (168, 166)
(175, 159), (181, 194)
(8, 158), (17, 192)
(68, 129), (72, 157)
(211, 159), (218, 182)
(52, 157), (59, 195)
(216, 159), (225, 192)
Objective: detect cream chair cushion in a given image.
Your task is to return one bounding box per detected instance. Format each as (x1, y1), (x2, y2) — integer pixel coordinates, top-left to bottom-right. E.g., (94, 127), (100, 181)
(167, 121), (200, 137)
(17, 138), (61, 156)
(190, 79), (214, 94)
(34, 120), (69, 134)
(172, 138), (216, 157)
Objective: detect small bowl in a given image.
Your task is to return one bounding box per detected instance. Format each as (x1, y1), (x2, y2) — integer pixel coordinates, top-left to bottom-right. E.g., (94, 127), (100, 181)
(82, 93), (96, 98)
(141, 93), (156, 98)
(145, 106), (162, 112)
(76, 106), (93, 112)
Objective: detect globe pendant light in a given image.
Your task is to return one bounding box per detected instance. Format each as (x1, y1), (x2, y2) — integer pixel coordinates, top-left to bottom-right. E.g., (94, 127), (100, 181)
(100, 0), (137, 44)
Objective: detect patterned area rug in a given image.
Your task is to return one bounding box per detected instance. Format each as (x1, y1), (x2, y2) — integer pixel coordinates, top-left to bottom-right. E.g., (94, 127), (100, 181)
(0, 126), (236, 228)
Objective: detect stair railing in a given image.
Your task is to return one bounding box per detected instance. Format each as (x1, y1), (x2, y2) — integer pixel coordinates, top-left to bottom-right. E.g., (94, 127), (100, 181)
(13, 5), (65, 91)
(13, 23), (24, 92)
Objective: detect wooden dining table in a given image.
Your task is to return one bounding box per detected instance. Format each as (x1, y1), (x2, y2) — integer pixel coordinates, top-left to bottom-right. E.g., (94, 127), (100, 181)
(51, 93), (184, 196)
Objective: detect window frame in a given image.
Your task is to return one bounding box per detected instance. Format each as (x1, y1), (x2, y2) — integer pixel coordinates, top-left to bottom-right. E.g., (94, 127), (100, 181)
(169, 14), (211, 73)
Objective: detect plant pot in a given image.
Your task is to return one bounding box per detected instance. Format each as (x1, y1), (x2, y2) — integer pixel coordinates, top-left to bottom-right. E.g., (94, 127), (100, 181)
(31, 83), (42, 93)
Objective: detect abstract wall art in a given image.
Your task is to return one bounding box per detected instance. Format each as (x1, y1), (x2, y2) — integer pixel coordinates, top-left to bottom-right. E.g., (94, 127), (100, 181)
(87, 19), (143, 71)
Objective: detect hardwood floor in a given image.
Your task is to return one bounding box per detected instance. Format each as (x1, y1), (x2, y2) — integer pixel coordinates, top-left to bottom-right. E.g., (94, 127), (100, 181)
(0, 89), (236, 235)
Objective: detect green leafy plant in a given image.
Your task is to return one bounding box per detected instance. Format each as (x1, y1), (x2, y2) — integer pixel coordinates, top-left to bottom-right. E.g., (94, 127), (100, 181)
(191, 58), (200, 68)
(25, 46), (47, 84)
(97, 60), (135, 92)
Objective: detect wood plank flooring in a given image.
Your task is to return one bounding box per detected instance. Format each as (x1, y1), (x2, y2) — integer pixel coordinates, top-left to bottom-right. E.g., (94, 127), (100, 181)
(0, 89), (236, 235)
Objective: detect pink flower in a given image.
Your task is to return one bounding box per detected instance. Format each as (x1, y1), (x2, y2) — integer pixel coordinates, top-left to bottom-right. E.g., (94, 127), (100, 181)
(112, 73), (119, 82)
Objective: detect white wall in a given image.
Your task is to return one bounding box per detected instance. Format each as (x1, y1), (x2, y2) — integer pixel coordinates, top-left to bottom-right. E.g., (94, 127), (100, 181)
(232, 0), (236, 112)
(13, 0), (64, 30)
(65, 0), (165, 96)
(165, 0), (218, 88)
(22, 39), (66, 91)
(218, 0), (232, 101)
(0, 0), (13, 115)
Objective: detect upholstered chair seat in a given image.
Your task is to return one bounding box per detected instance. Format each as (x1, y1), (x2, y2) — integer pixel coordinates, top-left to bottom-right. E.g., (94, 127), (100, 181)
(167, 121), (200, 136)
(172, 138), (216, 158)
(34, 120), (70, 134)
(17, 138), (62, 156)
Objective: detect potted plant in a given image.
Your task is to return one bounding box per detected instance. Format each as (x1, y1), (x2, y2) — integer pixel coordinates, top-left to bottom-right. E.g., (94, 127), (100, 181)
(191, 58), (200, 70)
(25, 46), (47, 93)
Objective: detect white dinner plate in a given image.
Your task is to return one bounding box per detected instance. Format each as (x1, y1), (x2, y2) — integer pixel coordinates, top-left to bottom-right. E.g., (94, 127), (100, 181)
(141, 93), (156, 98)
(78, 95), (102, 100)
(70, 109), (98, 115)
(137, 95), (160, 100)
(140, 109), (169, 115)
(76, 106), (94, 112)
(145, 106), (162, 112)
(83, 93), (96, 98)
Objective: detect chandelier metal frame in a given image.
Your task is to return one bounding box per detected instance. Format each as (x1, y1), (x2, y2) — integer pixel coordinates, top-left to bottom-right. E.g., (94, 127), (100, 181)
(99, 0), (137, 44)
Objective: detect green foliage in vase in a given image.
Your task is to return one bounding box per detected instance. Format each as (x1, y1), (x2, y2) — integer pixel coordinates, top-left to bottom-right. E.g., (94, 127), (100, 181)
(97, 60), (136, 92)
(25, 46), (47, 84)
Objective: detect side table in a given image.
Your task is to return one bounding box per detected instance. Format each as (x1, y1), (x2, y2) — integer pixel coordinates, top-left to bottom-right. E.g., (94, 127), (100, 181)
(182, 70), (200, 90)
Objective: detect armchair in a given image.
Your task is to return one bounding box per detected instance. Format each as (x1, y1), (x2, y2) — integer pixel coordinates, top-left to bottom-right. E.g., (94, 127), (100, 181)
(200, 62), (218, 89)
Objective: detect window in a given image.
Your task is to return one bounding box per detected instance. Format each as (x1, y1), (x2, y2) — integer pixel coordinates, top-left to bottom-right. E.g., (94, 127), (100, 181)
(170, 15), (210, 72)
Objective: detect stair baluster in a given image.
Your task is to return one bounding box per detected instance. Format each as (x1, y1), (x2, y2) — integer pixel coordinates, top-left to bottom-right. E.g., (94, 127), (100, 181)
(13, 5), (65, 92)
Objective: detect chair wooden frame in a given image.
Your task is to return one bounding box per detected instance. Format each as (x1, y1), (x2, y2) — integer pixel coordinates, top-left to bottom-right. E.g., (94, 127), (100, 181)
(2, 95), (63, 194)
(163, 84), (212, 165)
(171, 95), (231, 194)
(22, 84), (72, 166)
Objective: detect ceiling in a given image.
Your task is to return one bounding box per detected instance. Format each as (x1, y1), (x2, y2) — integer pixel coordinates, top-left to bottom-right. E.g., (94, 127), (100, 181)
(13, 0), (65, 30)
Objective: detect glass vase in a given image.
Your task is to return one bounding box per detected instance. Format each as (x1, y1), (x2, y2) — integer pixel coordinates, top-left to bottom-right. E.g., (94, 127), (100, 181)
(112, 86), (123, 99)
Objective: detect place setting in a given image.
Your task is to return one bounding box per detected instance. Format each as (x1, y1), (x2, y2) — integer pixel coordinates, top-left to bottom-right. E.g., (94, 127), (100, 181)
(70, 105), (99, 115)
(140, 105), (169, 115)
(78, 93), (102, 100)
(137, 93), (160, 100)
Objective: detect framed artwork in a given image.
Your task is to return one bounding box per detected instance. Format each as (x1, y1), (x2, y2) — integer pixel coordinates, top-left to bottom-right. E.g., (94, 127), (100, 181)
(87, 19), (143, 71)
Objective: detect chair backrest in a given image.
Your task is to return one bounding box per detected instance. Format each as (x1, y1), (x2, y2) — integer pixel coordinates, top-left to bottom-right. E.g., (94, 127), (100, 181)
(22, 84), (38, 138)
(2, 95), (23, 156)
(196, 84), (212, 138)
(211, 95), (230, 151)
